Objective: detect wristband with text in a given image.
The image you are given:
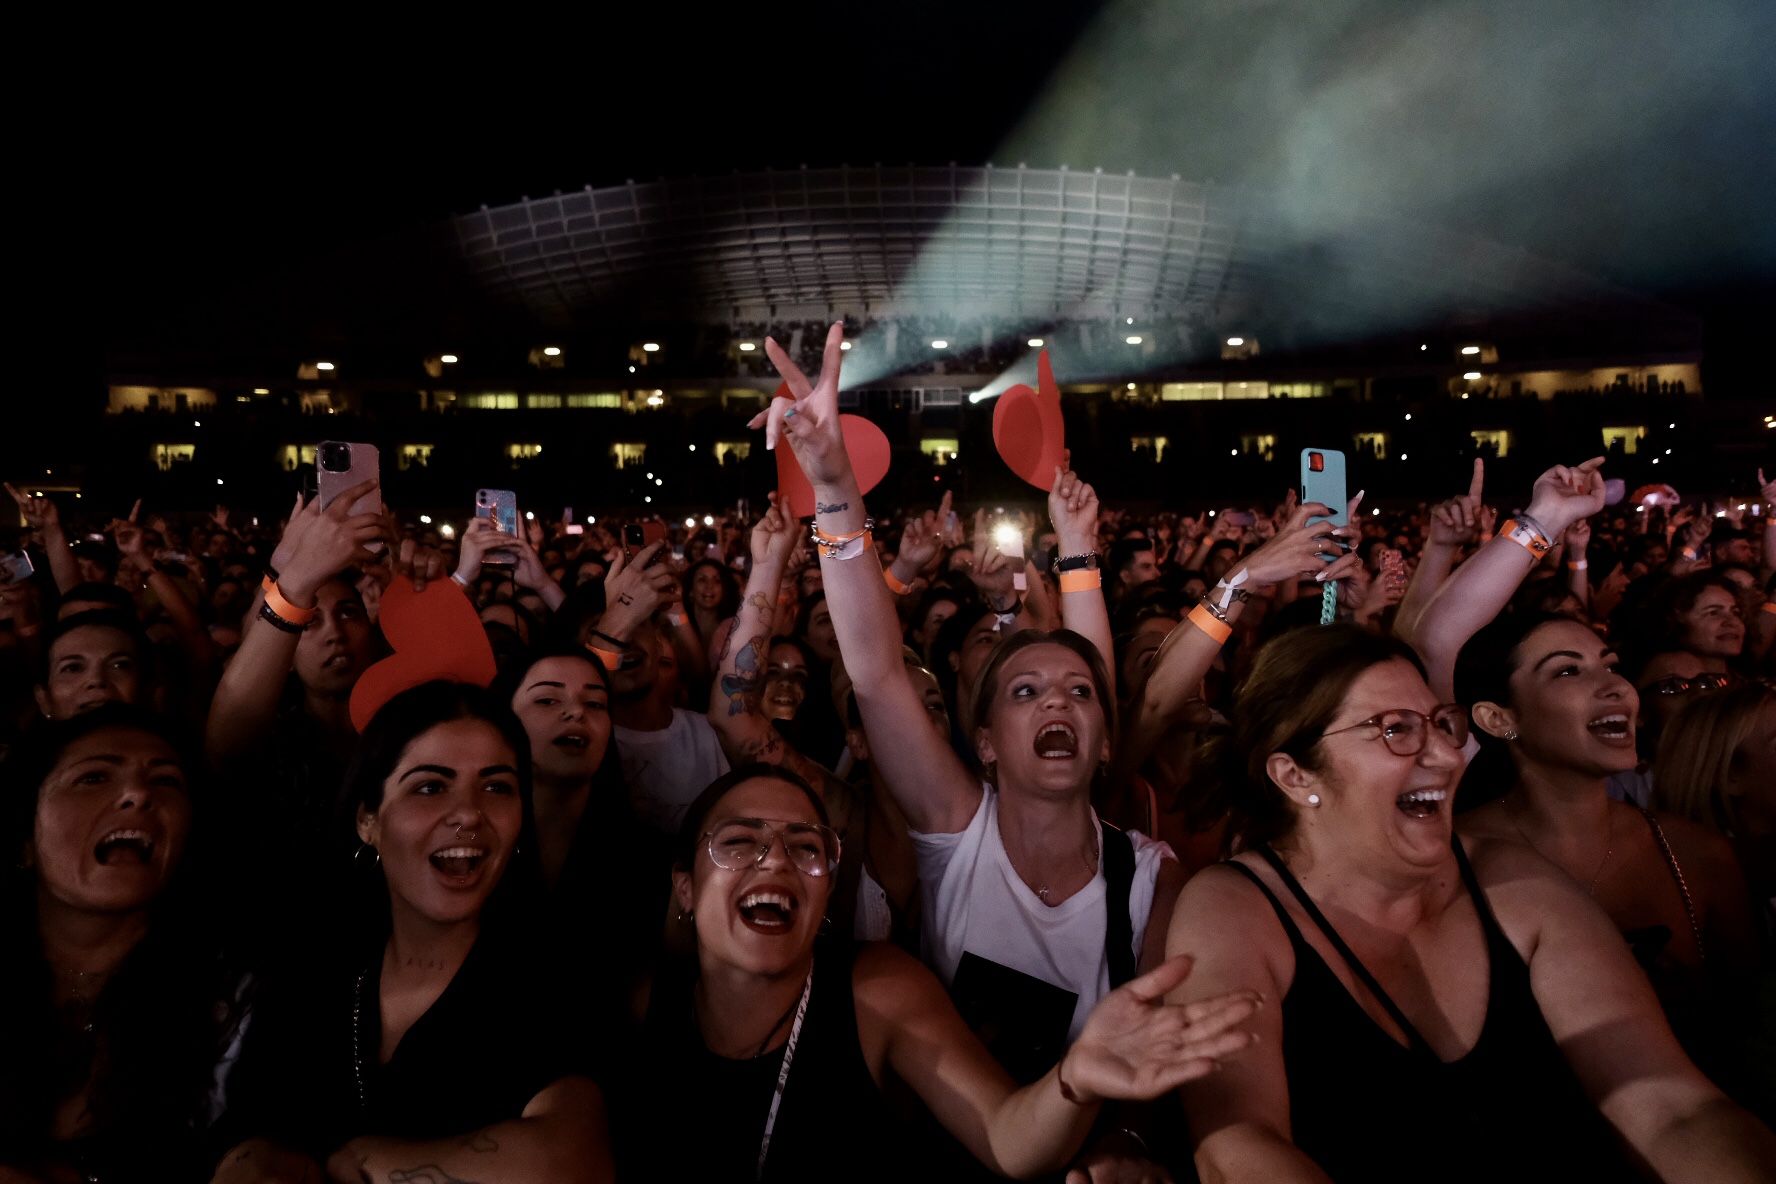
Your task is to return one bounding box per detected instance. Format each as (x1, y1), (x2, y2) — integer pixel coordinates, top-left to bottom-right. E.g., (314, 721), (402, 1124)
(1496, 518), (1553, 561)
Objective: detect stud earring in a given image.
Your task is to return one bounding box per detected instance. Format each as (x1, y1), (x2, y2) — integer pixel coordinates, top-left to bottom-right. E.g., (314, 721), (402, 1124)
(1306, 793), (1321, 807)
(1504, 730), (1519, 741)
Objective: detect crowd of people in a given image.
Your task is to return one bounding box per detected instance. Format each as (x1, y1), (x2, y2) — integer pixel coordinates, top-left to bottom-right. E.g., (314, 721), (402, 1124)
(1, 322), (1773, 1183)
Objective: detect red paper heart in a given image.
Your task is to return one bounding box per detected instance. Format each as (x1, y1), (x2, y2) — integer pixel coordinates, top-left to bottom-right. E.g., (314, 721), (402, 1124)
(772, 382), (893, 519)
(349, 575), (499, 732)
(992, 349), (1066, 491)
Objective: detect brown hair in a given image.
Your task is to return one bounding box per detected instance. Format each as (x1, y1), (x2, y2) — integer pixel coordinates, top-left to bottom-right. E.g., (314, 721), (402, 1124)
(1214, 625), (1425, 848)
(969, 630), (1117, 767)
(1653, 683), (1773, 835)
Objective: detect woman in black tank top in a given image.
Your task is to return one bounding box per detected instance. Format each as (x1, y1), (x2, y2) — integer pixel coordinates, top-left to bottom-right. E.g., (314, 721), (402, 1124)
(614, 765), (1264, 1181)
(1167, 627), (1775, 1182)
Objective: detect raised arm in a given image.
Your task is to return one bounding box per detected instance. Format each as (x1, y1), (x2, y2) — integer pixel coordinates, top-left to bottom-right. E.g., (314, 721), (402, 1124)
(1114, 503), (1360, 787)
(1562, 519), (1592, 614)
(6, 482), (79, 594)
(113, 500), (216, 675)
(856, 944), (1255, 1180)
(1394, 460), (1483, 643)
(1408, 458), (1606, 701)
(1048, 463), (1113, 678)
(205, 485), (382, 766)
(752, 322), (978, 834)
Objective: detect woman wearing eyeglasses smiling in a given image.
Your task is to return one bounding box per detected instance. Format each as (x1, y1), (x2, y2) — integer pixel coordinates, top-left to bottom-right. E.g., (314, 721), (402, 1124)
(1166, 626), (1775, 1182)
(615, 764), (1262, 1182)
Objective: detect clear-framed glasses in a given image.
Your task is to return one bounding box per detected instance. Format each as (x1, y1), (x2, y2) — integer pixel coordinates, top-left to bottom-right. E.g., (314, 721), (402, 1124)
(1647, 672), (1732, 697)
(1320, 705), (1469, 757)
(703, 817), (841, 878)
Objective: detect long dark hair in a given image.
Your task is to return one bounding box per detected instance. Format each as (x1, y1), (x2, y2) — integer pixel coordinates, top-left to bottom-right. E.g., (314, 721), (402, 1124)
(672, 763), (829, 873)
(682, 558), (741, 630)
(335, 681), (542, 950)
(0, 706), (220, 1174)
(1453, 611), (1571, 806)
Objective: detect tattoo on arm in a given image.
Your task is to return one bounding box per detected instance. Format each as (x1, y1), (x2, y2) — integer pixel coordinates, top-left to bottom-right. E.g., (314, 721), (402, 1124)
(387, 1167), (481, 1184)
(462, 1133), (498, 1153)
(816, 501), (849, 515)
(720, 635), (767, 716)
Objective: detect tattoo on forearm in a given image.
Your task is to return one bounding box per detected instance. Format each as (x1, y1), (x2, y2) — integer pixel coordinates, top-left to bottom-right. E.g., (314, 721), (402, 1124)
(462, 1133), (498, 1153)
(740, 732), (785, 762)
(721, 635), (767, 716)
(816, 501), (849, 515)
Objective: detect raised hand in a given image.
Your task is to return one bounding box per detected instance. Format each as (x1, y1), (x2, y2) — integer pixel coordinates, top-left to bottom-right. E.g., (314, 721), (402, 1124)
(1526, 457), (1607, 537)
(110, 499), (147, 561)
(1048, 460), (1101, 556)
(599, 542), (679, 640)
(1234, 494), (1365, 589)
(1565, 517), (1591, 555)
(1428, 459), (1485, 547)
(275, 481), (385, 603)
(4, 482), (60, 533)
(1056, 955), (1258, 1105)
(1760, 468), (1776, 509)
(453, 516), (517, 582)
(750, 321), (850, 485)
(895, 513), (941, 574)
(749, 492), (799, 569)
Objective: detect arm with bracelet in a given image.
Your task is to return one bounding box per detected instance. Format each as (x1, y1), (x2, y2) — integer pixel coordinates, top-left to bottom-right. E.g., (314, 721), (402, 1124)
(1048, 463), (1114, 682)
(1112, 501), (1362, 790)
(1408, 458), (1608, 702)
(1563, 518), (1592, 613)
(585, 542), (678, 668)
(1395, 460), (1485, 645)
(205, 483), (383, 766)
(750, 323), (982, 835)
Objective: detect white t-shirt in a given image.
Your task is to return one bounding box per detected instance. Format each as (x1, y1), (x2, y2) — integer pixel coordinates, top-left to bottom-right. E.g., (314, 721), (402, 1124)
(912, 787), (1173, 1040)
(614, 708), (731, 835)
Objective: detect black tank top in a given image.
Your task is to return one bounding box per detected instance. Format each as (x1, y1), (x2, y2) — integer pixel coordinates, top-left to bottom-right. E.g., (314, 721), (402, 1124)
(621, 940), (911, 1183)
(1226, 839), (1634, 1183)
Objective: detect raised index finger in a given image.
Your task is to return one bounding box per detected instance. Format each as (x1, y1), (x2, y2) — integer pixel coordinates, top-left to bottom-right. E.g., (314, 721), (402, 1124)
(1467, 458), (1484, 502)
(128, 499), (142, 523)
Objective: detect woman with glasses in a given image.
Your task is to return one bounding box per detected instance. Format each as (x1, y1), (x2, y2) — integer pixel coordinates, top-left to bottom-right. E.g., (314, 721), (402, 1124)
(1166, 626), (1775, 1182)
(616, 765), (1261, 1182)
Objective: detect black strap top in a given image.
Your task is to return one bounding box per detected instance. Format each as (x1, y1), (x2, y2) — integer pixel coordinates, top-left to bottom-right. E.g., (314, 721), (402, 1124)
(621, 940), (910, 1183)
(1225, 838), (1634, 1183)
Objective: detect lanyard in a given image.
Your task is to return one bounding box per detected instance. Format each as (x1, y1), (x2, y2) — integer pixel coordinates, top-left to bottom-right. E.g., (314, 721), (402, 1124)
(756, 960), (814, 1181)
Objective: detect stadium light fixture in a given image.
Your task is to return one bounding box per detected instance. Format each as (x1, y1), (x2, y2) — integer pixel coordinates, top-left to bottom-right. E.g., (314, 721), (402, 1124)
(739, 342), (756, 352)
(688, 444), (697, 451)
(419, 515), (433, 525)
(1027, 338), (1044, 348)
(1230, 449), (1238, 457)
(1126, 383), (1136, 390)
(194, 420), (202, 427)
(1125, 336), (1143, 345)
(1463, 371), (1482, 381)
(1226, 336), (1245, 347)
(931, 339), (949, 349)
(840, 341), (853, 351)
(1401, 454), (1409, 461)
(1404, 413), (1413, 421)
(1668, 422), (1676, 429)
(253, 388), (269, 395)
(542, 346), (561, 357)
(438, 523), (456, 539)
(655, 478), (664, 487)
(644, 496), (652, 504)
(1652, 458), (1660, 465)
(440, 354), (459, 364)
(1126, 317), (1135, 325)
(524, 511), (536, 521)
(1419, 344), (1428, 351)
(685, 517), (696, 528)
(642, 342), (661, 352)
(316, 361), (335, 371)
(703, 515), (715, 527)
(1460, 345), (1481, 356)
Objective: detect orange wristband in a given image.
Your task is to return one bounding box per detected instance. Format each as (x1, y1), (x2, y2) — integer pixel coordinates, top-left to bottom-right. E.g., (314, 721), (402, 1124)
(883, 566), (912, 595)
(1188, 603), (1233, 645)
(586, 643), (624, 670)
(1762, 602), (1776, 616)
(1059, 569), (1103, 594)
(261, 575), (318, 625)
(1496, 519), (1552, 561)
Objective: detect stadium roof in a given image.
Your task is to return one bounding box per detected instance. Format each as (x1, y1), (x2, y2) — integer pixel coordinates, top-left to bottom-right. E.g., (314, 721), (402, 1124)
(447, 164), (1695, 344)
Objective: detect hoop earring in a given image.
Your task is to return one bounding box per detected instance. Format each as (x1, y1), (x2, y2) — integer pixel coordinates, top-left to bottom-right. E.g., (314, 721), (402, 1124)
(1306, 794), (1321, 807)
(676, 908), (694, 923)
(354, 843), (380, 867)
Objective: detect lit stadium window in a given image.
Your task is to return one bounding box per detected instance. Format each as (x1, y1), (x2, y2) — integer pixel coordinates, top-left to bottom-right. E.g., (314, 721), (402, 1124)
(542, 346), (562, 357)
(1125, 336), (1143, 345)
(642, 342), (661, 353)
(1027, 338), (1044, 348)
(931, 339), (949, 349)
(440, 354), (459, 364)
(739, 342), (757, 352)
(1226, 337), (1244, 347)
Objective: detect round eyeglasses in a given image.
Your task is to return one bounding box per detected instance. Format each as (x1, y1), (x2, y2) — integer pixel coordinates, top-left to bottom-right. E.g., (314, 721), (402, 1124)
(703, 818), (841, 878)
(1320, 705), (1469, 757)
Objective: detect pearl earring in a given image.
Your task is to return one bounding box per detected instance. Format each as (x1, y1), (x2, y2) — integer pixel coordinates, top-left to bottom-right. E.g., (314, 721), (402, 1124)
(1306, 793), (1321, 807)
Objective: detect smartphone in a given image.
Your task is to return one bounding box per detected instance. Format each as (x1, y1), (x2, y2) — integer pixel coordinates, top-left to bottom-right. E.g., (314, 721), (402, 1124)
(1224, 510), (1256, 528)
(993, 522), (1027, 592)
(317, 442), (383, 518)
(1, 550), (33, 584)
(622, 524), (646, 553)
(475, 489), (519, 567)
(1300, 448), (1349, 559)
(564, 524), (585, 536)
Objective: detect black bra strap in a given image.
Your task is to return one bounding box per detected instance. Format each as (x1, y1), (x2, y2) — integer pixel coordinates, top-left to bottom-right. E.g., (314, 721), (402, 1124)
(1255, 846), (1433, 1056)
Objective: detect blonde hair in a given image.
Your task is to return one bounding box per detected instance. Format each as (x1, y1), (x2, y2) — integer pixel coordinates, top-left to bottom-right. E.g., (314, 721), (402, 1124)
(1652, 684), (1773, 835)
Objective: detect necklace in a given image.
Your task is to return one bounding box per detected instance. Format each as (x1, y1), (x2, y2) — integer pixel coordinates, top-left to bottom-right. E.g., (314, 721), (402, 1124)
(1031, 826), (1102, 902)
(1506, 797), (1614, 894)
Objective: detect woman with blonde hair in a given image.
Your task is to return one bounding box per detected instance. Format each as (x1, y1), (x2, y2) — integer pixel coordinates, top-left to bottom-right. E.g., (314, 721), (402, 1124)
(1654, 683), (1775, 922)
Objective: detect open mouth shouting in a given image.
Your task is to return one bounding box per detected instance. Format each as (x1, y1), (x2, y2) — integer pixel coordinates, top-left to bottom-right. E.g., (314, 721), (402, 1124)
(1586, 713), (1634, 747)
(1395, 787), (1449, 820)
(94, 828), (156, 867)
(428, 844), (490, 885)
(1033, 721), (1079, 761)
(551, 729), (591, 754)
(736, 886), (801, 934)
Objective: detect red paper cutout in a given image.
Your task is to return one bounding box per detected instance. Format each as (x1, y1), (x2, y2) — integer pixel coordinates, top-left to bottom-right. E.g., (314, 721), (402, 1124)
(349, 575), (498, 732)
(771, 383), (893, 519)
(992, 350), (1066, 491)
